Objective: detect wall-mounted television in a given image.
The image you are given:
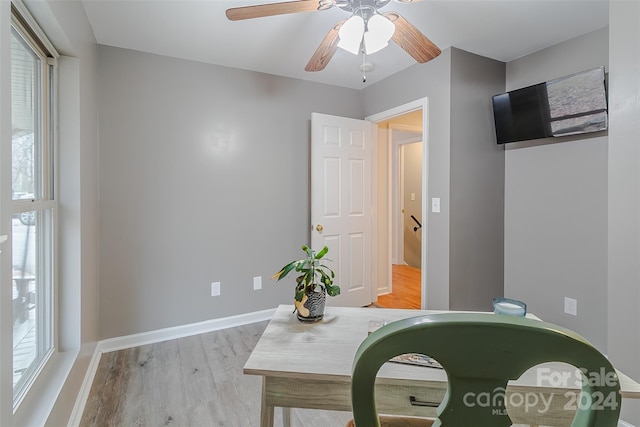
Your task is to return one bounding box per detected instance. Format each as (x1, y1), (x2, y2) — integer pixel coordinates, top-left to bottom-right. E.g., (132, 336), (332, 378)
(492, 66), (608, 144)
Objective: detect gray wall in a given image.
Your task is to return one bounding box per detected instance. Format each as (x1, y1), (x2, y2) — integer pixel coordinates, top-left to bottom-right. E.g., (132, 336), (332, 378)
(363, 48), (505, 312)
(98, 46), (362, 338)
(363, 50), (452, 310)
(503, 27), (609, 350)
(449, 49), (505, 311)
(4, 2), (639, 424)
(608, 2), (640, 424)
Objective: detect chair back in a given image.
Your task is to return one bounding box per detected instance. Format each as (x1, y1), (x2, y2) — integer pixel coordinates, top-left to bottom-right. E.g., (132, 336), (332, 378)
(351, 313), (621, 427)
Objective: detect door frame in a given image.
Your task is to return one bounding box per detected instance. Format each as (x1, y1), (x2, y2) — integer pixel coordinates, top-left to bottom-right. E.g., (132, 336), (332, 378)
(366, 98), (429, 309)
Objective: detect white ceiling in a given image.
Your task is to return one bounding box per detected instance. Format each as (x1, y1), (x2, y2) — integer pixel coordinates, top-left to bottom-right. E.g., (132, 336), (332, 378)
(81, 0), (609, 90)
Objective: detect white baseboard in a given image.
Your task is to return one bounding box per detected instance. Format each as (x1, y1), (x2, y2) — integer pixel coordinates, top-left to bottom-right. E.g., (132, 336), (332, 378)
(620, 420), (636, 427)
(99, 308), (275, 353)
(67, 308), (275, 427)
(67, 347), (102, 427)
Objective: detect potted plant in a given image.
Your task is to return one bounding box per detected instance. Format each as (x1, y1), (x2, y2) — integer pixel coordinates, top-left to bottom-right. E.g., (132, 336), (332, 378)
(272, 245), (340, 322)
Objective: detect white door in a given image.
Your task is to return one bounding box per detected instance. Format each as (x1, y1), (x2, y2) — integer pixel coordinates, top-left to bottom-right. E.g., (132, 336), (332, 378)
(311, 113), (374, 307)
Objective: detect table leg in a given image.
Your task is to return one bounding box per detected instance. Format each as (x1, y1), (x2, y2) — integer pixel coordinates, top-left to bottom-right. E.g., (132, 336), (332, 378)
(260, 377), (274, 427)
(282, 407), (291, 427)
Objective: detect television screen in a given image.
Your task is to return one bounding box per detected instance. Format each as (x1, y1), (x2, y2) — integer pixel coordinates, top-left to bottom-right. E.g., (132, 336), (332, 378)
(492, 67), (607, 144)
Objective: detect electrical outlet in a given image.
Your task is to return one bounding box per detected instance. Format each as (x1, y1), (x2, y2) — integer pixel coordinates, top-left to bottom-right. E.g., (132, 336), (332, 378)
(211, 282), (221, 297)
(253, 276), (262, 290)
(564, 297), (577, 316)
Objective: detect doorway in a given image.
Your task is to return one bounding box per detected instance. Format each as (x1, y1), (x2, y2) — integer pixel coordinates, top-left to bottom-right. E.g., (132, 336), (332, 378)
(368, 106), (425, 309)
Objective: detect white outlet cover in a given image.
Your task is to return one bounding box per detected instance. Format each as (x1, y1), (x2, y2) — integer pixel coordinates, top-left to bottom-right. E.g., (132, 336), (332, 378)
(211, 282), (221, 297)
(564, 297), (577, 316)
(253, 276), (262, 290)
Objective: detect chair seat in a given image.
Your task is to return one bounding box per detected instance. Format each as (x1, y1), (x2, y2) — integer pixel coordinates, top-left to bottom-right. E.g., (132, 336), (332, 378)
(346, 416), (436, 427)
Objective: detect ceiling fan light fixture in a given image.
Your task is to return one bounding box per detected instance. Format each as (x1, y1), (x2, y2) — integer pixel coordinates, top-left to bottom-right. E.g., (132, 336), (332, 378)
(363, 33), (388, 54)
(226, 0), (441, 74)
(364, 13), (395, 54)
(337, 14), (365, 55)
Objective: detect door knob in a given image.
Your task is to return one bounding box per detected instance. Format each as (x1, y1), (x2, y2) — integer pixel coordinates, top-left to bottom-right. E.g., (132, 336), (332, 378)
(315, 224), (324, 233)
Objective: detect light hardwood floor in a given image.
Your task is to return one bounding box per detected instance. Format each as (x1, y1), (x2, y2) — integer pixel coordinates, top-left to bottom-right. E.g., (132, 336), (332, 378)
(80, 321), (353, 427)
(81, 308), (536, 427)
(376, 264), (421, 309)
(80, 266), (422, 426)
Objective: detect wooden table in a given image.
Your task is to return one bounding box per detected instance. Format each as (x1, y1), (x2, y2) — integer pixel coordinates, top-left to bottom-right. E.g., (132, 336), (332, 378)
(244, 305), (640, 427)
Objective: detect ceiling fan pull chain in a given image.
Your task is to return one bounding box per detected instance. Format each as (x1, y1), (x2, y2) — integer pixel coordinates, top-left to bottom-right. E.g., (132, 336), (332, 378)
(362, 50), (367, 82)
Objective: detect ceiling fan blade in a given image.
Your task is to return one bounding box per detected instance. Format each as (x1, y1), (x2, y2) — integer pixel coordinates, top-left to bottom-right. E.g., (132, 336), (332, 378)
(305, 20), (345, 72)
(384, 11), (441, 63)
(226, 0), (321, 21)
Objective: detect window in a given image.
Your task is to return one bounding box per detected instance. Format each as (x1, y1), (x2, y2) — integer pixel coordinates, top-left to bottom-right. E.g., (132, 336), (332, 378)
(10, 6), (56, 407)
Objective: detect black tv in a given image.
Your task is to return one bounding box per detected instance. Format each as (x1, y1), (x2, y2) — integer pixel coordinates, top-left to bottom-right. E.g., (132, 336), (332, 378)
(492, 66), (608, 144)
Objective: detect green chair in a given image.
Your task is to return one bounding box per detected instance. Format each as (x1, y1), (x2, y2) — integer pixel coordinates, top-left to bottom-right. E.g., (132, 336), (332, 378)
(349, 313), (621, 427)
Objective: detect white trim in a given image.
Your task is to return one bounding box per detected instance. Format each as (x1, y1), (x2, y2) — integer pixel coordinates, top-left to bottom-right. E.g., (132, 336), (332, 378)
(366, 97), (429, 309)
(67, 308), (276, 427)
(10, 0), (58, 58)
(10, 0), (59, 414)
(12, 350), (77, 426)
(370, 120), (379, 304)
(99, 308), (276, 353)
(619, 420), (636, 427)
(366, 99), (424, 123)
(66, 348), (101, 427)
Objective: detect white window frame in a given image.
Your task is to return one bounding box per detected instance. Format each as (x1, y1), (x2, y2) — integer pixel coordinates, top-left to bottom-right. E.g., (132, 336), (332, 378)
(8, 0), (58, 411)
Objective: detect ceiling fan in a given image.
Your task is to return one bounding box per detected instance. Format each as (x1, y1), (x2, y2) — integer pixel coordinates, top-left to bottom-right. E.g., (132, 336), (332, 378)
(226, 0), (441, 73)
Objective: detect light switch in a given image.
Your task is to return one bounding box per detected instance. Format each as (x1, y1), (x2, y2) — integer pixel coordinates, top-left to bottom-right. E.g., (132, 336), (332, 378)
(431, 198), (440, 213)
(410, 193), (415, 201)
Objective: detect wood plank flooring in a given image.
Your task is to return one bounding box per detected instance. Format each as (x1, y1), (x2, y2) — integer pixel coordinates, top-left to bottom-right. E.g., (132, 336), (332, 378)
(375, 264), (421, 309)
(80, 321), (352, 427)
(81, 305), (536, 427)
(81, 266), (423, 426)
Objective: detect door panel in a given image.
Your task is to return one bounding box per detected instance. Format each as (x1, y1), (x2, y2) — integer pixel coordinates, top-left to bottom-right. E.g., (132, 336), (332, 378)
(311, 113), (373, 307)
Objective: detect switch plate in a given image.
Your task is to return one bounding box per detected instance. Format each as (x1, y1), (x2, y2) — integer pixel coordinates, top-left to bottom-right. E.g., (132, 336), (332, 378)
(253, 276), (262, 290)
(432, 198), (440, 213)
(211, 282), (221, 297)
(410, 192), (416, 201)
(564, 297), (577, 316)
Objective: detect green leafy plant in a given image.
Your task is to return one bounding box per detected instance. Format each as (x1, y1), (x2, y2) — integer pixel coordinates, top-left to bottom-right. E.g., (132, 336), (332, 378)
(272, 245), (341, 302)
